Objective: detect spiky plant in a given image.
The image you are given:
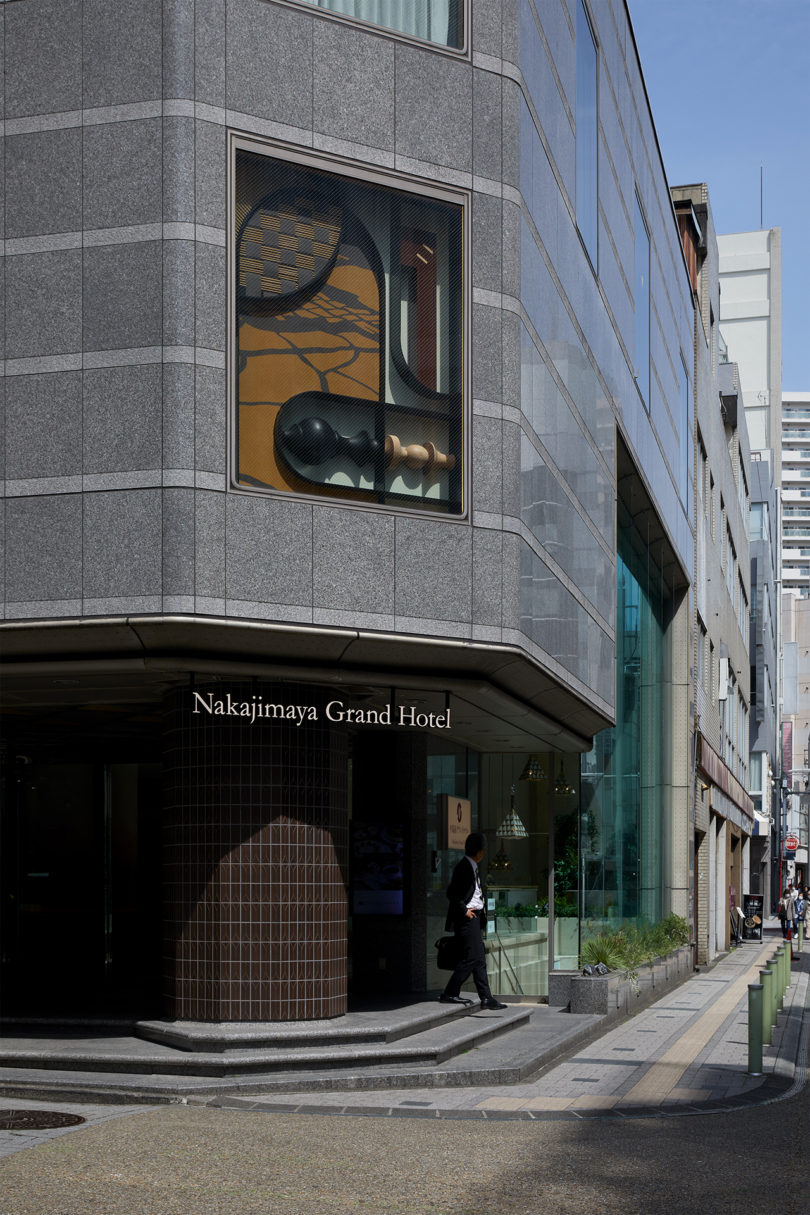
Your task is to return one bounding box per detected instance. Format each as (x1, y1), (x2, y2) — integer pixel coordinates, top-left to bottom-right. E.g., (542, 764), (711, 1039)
(579, 935), (625, 971)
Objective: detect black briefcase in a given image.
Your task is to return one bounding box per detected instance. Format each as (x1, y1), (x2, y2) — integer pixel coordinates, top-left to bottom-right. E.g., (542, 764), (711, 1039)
(435, 936), (461, 971)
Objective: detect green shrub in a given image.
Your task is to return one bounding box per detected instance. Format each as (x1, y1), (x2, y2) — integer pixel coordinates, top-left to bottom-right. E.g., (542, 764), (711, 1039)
(580, 935), (625, 970)
(578, 914), (690, 971)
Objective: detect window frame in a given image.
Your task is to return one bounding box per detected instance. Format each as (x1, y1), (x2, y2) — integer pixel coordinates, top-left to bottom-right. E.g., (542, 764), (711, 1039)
(575, 0), (599, 272)
(678, 351), (690, 506)
(269, 0), (470, 57)
(634, 190), (651, 409)
(227, 132), (471, 521)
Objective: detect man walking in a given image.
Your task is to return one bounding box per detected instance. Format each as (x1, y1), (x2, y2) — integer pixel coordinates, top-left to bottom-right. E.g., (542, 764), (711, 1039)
(439, 832), (507, 1010)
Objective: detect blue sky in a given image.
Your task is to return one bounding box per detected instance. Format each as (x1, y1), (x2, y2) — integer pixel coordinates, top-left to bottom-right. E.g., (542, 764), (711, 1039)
(629, 0), (810, 390)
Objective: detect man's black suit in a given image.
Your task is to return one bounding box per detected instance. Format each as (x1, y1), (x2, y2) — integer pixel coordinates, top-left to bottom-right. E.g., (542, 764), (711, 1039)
(442, 856), (495, 1001)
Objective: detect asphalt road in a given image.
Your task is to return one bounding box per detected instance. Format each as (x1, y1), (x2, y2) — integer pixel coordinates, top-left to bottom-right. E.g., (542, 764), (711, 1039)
(0, 1089), (807, 1215)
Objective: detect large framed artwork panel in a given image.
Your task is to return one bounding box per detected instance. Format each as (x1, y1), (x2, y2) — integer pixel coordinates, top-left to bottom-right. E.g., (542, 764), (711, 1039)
(229, 135), (469, 519)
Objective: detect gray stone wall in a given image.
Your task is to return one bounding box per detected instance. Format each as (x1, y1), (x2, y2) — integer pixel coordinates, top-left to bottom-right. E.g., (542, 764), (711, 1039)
(2, 0), (696, 740)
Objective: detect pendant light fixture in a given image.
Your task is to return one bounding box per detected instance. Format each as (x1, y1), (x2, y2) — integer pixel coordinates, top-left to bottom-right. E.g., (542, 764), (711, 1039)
(519, 754), (547, 781)
(554, 762), (574, 796)
(487, 847), (512, 873)
(496, 785), (529, 839)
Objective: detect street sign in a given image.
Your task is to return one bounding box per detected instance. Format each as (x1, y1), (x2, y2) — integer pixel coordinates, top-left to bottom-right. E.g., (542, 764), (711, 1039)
(785, 834), (800, 851)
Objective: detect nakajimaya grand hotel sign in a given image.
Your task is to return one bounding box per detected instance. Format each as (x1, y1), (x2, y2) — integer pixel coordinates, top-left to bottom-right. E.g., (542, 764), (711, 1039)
(191, 692), (452, 730)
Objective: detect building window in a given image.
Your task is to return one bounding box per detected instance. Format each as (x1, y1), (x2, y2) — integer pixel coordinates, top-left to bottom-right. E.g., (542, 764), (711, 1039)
(698, 442), (708, 518)
(697, 622), (707, 692)
(291, 0), (464, 50)
(726, 526), (735, 598)
(233, 144), (465, 515)
(750, 502), (764, 540)
(576, 0), (598, 268)
(678, 353), (690, 505)
(634, 193), (650, 408)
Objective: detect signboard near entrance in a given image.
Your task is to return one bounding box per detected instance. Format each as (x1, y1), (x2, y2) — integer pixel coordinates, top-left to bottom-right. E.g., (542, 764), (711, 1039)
(437, 795), (471, 851)
(742, 894), (764, 941)
(785, 834), (800, 851)
(351, 823), (404, 915)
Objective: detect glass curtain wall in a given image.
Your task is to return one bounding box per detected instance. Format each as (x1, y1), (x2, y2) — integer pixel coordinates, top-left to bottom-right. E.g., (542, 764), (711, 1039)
(580, 488), (668, 937)
(426, 744), (580, 998)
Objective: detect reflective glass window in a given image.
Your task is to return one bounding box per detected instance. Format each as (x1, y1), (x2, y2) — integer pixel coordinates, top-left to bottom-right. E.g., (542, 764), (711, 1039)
(235, 148), (465, 515)
(678, 353), (689, 504)
(294, 0), (463, 49)
(576, 0), (598, 267)
(581, 495), (669, 927)
(634, 193), (650, 408)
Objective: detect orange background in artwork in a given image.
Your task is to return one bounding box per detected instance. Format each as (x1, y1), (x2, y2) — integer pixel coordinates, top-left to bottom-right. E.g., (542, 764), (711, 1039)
(238, 260), (379, 495)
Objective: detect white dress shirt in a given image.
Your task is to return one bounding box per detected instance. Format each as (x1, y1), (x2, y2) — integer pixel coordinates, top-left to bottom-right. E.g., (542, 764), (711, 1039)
(466, 855), (484, 911)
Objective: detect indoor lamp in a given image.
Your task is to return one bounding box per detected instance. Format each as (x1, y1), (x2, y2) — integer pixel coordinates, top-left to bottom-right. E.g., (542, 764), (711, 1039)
(496, 786), (529, 839)
(554, 763), (574, 796)
(519, 754), (546, 781)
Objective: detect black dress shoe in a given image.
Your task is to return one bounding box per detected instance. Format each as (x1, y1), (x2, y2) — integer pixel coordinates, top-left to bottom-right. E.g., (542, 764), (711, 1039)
(439, 994), (474, 1005)
(480, 998), (508, 1010)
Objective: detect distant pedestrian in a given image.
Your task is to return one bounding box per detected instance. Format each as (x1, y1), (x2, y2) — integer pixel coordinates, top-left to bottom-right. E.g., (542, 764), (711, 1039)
(778, 889), (797, 939)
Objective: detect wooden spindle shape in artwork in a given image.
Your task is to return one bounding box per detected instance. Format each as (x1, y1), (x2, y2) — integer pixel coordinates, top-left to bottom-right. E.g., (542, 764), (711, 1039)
(385, 435), (456, 475)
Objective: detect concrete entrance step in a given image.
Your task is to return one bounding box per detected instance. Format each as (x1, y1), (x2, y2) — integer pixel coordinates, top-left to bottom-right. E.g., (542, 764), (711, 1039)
(133, 997), (485, 1052)
(0, 1004), (531, 1079)
(0, 1006), (606, 1104)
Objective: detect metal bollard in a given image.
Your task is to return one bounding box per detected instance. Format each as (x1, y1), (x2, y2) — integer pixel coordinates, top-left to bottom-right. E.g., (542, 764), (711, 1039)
(769, 957), (780, 1028)
(775, 948), (785, 1010)
(800, 923), (804, 952)
(787, 939), (793, 987)
(747, 984), (764, 1075)
(760, 967), (774, 1044)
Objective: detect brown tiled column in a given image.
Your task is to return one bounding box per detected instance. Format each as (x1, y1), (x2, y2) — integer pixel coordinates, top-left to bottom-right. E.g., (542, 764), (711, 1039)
(163, 682), (348, 1021)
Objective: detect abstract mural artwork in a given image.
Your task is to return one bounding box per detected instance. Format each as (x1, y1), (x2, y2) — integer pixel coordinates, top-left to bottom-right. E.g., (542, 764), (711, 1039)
(235, 149), (464, 514)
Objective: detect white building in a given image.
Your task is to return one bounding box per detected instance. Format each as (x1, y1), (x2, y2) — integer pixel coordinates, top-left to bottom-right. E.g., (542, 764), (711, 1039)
(782, 392), (810, 598)
(717, 228), (782, 481)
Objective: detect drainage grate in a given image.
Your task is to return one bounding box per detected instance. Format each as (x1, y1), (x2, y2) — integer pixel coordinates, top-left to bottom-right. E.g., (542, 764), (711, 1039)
(0, 1110), (86, 1130)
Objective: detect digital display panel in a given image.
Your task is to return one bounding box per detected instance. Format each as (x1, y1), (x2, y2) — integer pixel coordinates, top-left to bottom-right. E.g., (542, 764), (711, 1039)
(351, 822), (404, 915)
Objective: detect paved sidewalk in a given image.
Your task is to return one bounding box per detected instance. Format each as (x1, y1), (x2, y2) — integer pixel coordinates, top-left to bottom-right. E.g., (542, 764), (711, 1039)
(0, 930), (805, 1158)
(203, 930), (809, 1121)
(0, 1098), (153, 1159)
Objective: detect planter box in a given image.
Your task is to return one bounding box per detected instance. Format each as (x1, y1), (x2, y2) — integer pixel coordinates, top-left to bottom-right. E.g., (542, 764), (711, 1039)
(553, 945), (694, 1022)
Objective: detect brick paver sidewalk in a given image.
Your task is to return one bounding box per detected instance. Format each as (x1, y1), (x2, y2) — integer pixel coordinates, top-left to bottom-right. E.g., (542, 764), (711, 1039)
(228, 927), (808, 1119)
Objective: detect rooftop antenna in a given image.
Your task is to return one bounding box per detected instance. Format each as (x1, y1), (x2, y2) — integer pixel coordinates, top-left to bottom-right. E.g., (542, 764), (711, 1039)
(760, 164), (763, 229)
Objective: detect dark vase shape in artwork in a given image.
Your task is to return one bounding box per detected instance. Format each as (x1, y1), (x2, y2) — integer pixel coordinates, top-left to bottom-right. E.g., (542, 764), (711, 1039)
(280, 417), (383, 469)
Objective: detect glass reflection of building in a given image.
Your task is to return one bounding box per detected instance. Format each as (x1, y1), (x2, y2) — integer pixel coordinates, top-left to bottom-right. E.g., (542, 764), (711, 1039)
(581, 447), (686, 943)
